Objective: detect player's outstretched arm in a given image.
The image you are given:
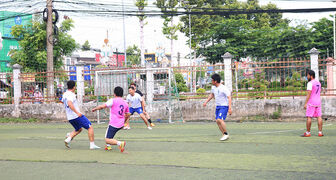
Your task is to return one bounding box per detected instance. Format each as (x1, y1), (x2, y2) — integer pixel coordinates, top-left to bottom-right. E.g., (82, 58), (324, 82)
(92, 104), (107, 112)
(203, 93), (214, 107)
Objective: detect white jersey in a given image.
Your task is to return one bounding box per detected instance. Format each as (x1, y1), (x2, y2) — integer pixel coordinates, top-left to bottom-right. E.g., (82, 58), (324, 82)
(62, 91), (81, 120)
(211, 84), (231, 106)
(126, 93), (142, 108)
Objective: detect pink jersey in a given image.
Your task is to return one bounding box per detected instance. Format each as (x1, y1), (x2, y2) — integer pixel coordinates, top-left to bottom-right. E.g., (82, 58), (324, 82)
(105, 97), (129, 128)
(307, 79), (321, 107)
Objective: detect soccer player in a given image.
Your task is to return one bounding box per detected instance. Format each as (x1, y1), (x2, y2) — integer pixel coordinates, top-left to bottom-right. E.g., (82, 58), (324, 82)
(62, 80), (100, 149)
(129, 82), (155, 127)
(92, 86), (129, 152)
(302, 70), (323, 137)
(124, 86), (152, 130)
(203, 73), (232, 141)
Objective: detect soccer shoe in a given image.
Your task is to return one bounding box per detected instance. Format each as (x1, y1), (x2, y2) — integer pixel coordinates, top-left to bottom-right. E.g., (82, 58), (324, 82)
(318, 132), (324, 137)
(64, 140), (70, 148)
(147, 126), (152, 130)
(90, 144), (101, 150)
(105, 145), (112, 151)
(150, 123), (155, 127)
(220, 134), (229, 141)
(119, 141), (126, 153)
(301, 132), (311, 137)
(123, 126), (131, 130)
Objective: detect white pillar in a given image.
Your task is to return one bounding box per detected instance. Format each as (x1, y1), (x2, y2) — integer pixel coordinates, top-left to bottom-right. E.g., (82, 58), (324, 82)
(222, 52), (233, 92)
(309, 48), (320, 80)
(76, 61), (85, 106)
(146, 64), (154, 104)
(12, 64), (22, 117)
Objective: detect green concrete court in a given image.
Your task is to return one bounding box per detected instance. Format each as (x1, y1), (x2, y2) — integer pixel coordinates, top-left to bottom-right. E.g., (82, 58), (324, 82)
(0, 122), (335, 180)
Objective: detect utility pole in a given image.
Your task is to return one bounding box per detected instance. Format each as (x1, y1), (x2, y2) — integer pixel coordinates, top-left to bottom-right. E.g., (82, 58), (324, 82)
(122, 0), (127, 67)
(46, 0), (54, 101)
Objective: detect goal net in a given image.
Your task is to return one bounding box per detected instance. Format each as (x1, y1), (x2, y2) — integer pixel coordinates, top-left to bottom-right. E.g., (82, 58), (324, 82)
(94, 67), (183, 124)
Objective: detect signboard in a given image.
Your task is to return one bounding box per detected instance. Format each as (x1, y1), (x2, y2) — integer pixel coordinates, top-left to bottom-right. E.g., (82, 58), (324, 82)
(21, 74), (35, 82)
(0, 11), (32, 38)
(69, 65), (91, 81)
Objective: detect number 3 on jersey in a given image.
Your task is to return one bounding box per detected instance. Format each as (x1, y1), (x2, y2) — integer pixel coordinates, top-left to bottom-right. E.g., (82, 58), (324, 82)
(118, 105), (124, 115)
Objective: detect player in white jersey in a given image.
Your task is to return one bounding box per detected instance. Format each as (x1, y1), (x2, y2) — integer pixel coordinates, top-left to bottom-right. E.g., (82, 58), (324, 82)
(124, 86), (152, 130)
(62, 80), (100, 149)
(203, 73), (232, 141)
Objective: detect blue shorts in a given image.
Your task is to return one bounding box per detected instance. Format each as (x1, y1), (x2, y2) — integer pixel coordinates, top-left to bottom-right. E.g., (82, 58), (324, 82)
(215, 106), (228, 120)
(69, 115), (92, 131)
(105, 125), (122, 139)
(129, 107), (143, 115)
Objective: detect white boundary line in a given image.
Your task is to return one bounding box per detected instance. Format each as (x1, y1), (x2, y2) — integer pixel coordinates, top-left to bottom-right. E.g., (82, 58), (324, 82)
(246, 123), (333, 135)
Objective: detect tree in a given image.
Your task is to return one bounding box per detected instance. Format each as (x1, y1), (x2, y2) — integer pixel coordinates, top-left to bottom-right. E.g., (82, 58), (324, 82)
(135, 0), (148, 67)
(155, 0), (182, 66)
(82, 40), (91, 51)
(10, 17), (78, 72)
(126, 45), (141, 66)
(174, 73), (188, 92)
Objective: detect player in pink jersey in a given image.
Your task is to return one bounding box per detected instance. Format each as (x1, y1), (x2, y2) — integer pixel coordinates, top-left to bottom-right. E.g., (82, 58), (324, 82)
(302, 70), (323, 137)
(92, 86), (130, 152)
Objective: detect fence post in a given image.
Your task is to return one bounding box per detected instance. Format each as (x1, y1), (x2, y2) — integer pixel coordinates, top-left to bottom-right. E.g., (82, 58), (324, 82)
(12, 64), (22, 117)
(222, 52), (233, 92)
(309, 48), (320, 80)
(146, 64), (154, 104)
(326, 57), (336, 94)
(76, 61), (85, 106)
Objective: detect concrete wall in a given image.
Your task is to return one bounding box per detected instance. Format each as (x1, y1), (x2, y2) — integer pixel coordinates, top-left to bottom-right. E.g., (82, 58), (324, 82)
(1, 97), (335, 122)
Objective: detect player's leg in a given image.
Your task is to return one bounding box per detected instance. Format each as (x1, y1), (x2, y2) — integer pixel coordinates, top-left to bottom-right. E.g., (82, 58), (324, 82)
(78, 115), (100, 149)
(65, 119), (83, 148)
(124, 108), (134, 130)
(316, 106), (323, 136)
(216, 106), (229, 141)
(105, 126), (125, 152)
(144, 111), (155, 127)
(138, 109), (151, 129)
(302, 105), (313, 137)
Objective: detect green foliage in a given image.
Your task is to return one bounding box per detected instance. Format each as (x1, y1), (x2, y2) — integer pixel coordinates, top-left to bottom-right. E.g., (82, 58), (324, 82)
(285, 71), (304, 91)
(0, 117), (39, 123)
(249, 70), (269, 91)
(155, 0), (182, 41)
(271, 106), (282, 119)
(10, 17), (78, 72)
(126, 45), (141, 66)
(179, 1), (333, 63)
(81, 40), (91, 51)
(174, 73), (188, 92)
(135, 0), (148, 21)
(196, 88), (206, 93)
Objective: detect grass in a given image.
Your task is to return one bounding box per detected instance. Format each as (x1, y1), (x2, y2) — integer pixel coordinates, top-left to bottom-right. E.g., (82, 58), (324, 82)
(0, 122), (335, 180)
(0, 117), (39, 123)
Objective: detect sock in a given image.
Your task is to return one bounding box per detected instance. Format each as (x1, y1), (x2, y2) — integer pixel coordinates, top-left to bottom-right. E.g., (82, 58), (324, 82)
(65, 136), (72, 143)
(319, 131), (322, 134)
(148, 119), (152, 123)
(106, 144), (111, 147)
(306, 131), (310, 134)
(90, 142), (95, 147)
(224, 132), (228, 135)
(117, 141), (121, 146)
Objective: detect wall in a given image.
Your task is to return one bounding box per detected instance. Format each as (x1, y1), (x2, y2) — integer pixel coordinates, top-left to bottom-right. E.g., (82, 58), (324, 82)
(1, 97), (335, 122)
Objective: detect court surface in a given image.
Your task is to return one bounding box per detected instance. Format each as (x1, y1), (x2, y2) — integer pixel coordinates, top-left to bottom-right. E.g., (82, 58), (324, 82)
(0, 122), (335, 180)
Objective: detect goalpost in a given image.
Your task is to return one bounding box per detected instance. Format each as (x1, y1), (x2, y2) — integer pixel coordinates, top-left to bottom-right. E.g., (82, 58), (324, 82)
(94, 67), (183, 124)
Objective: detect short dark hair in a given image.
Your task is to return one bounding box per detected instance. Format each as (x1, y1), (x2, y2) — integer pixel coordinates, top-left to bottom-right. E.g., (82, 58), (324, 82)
(67, 80), (76, 89)
(307, 70), (315, 78)
(129, 86), (135, 90)
(114, 86), (123, 97)
(211, 73), (221, 83)
(130, 82), (136, 86)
